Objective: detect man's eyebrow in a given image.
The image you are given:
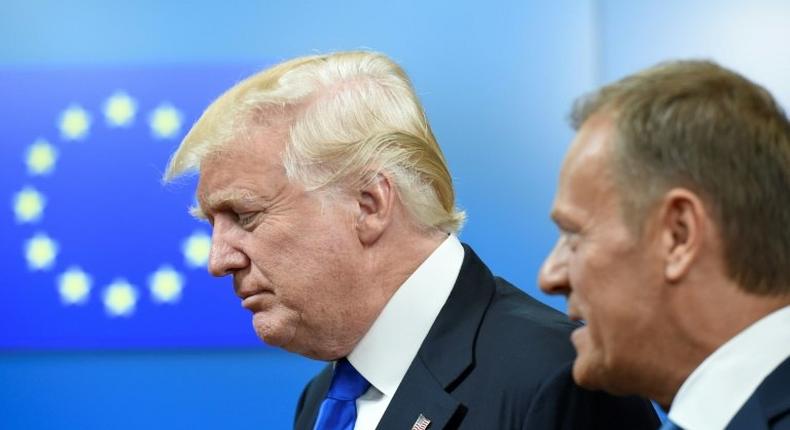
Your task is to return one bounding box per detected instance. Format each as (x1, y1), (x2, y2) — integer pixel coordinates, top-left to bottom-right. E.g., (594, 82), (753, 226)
(196, 190), (263, 214)
(189, 205), (207, 221)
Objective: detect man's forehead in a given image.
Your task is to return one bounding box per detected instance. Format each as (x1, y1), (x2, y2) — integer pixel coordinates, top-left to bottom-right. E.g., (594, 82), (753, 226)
(201, 119), (290, 165)
(552, 113), (618, 221)
(568, 113), (616, 162)
(194, 156), (283, 215)
(196, 136), (287, 187)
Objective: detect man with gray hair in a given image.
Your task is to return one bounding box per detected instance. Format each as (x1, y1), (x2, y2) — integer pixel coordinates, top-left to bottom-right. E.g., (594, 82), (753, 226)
(540, 60), (790, 430)
(165, 51), (658, 429)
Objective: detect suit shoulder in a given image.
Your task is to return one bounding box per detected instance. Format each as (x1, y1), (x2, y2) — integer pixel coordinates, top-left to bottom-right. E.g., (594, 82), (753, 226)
(455, 277), (579, 396)
(493, 277), (577, 324)
(523, 363), (660, 429)
(477, 277), (580, 359)
(447, 278), (659, 429)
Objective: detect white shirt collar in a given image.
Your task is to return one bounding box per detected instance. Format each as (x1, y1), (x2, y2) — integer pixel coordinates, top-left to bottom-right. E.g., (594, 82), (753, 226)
(347, 234), (464, 397)
(669, 305), (790, 430)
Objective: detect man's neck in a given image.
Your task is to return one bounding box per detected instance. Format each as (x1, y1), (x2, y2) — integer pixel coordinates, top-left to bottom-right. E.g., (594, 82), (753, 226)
(338, 227), (448, 357)
(658, 280), (790, 407)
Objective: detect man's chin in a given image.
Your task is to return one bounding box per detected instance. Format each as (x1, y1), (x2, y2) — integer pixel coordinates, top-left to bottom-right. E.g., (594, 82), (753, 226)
(572, 359), (601, 390)
(569, 329), (602, 388)
(252, 312), (294, 349)
(572, 358), (634, 396)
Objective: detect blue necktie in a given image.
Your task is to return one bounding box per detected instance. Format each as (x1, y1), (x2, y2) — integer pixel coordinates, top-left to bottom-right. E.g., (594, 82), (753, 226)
(313, 358), (371, 430)
(659, 420), (682, 430)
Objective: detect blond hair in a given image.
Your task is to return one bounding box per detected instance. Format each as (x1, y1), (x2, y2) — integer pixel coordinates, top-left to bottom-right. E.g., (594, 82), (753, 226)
(165, 51), (464, 233)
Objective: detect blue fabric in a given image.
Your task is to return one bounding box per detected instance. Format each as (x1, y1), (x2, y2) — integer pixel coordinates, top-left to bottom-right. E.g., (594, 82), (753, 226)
(660, 419), (682, 430)
(313, 358), (370, 430)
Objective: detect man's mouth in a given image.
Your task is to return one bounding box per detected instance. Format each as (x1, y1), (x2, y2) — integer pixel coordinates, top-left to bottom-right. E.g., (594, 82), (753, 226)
(240, 290), (273, 311)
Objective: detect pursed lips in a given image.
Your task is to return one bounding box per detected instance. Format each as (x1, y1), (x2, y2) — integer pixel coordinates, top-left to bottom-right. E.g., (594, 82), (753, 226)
(236, 288), (268, 300)
(238, 290), (274, 311)
(234, 279), (274, 310)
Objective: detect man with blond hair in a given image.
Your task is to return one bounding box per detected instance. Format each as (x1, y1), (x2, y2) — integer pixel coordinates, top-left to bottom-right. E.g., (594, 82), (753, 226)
(165, 51), (658, 429)
(540, 60), (790, 429)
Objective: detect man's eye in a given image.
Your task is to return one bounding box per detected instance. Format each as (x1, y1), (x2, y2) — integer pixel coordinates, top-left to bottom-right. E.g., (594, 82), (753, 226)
(236, 212), (259, 228)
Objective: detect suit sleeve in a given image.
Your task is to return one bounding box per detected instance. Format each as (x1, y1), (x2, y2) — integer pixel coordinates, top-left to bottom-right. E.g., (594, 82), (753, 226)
(522, 363), (661, 430)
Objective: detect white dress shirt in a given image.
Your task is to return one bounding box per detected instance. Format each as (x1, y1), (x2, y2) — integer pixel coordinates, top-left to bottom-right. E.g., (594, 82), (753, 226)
(346, 234), (464, 430)
(668, 305), (790, 430)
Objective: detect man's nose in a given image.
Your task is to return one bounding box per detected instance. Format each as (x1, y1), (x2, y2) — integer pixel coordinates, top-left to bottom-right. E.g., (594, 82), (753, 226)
(207, 223), (248, 277)
(538, 240), (571, 296)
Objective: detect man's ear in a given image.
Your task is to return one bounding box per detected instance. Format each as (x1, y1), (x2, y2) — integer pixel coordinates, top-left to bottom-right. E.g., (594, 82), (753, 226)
(356, 172), (396, 246)
(657, 188), (708, 283)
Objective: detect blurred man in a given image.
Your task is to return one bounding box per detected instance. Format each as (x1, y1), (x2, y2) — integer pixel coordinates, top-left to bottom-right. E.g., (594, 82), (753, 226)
(540, 60), (790, 430)
(165, 51), (657, 429)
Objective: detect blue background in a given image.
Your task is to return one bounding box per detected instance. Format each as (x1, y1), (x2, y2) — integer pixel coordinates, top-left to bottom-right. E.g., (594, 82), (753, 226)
(1, 0), (789, 428)
(1, 66), (263, 349)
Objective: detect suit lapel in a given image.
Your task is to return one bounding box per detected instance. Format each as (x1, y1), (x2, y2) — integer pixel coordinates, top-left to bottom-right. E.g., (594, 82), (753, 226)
(377, 245), (497, 429)
(294, 365), (333, 430)
(726, 356), (790, 429)
(377, 357), (463, 429)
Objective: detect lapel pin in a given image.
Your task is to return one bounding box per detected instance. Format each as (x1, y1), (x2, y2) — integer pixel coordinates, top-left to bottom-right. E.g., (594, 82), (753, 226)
(411, 413), (431, 430)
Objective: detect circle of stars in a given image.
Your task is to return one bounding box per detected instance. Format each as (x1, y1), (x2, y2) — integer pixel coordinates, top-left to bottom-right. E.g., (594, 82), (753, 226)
(149, 103), (183, 139)
(15, 92), (204, 317)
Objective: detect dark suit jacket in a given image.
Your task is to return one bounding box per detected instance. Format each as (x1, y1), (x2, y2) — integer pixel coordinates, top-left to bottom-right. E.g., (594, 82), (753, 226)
(726, 356), (790, 430)
(294, 245), (659, 429)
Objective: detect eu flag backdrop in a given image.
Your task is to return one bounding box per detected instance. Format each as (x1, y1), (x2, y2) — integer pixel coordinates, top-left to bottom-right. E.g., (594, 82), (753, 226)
(0, 65), (276, 349)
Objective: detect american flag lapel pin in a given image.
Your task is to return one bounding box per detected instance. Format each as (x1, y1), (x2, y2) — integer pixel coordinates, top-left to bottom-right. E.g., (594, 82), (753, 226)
(411, 413), (431, 430)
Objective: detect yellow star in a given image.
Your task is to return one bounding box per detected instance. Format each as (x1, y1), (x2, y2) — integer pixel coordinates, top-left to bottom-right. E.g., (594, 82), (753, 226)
(58, 267), (92, 305)
(182, 231), (211, 268)
(59, 105), (92, 140)
(149, 266), (184, 303)
(103, 279), (138, 317)
(149, 103), (183, 139)
(25, 233), (58, 271)
(13, 186), (46, 223)
(26, 139), (58, 175)
(103, 91), (137, 127)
